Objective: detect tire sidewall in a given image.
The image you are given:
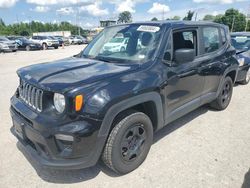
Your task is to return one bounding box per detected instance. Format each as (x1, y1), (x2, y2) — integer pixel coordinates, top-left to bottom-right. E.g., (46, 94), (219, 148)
(218, 77), (233, 109)
(111, 113), (153, 174)
(26, 45), (30, 51)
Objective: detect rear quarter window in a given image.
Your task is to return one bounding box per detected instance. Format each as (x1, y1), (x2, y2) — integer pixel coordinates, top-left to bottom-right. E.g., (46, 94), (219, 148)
(202, 27), (220, 53)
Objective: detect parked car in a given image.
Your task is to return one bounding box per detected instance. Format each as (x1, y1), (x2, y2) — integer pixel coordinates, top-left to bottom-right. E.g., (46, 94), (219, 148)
(54, 36), (70, 46)
(15, 37), (42, 51)
(70, 35), (87, 45)
(10, 21), (238, 175)
(30, 36), (59, 50)
(231, 32), (250, 85)
(48, 36), (63, 46)
(0, 36), (17, 52)
(102, 37), (129, 52)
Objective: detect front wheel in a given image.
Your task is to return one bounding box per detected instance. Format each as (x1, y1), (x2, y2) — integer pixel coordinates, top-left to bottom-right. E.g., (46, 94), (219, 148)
(102, 111), (153, 174)
(210, 77), (233, 110)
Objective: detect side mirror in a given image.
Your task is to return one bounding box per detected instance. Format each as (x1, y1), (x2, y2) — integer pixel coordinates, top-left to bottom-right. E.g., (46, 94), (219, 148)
(174, 49), (195, 64)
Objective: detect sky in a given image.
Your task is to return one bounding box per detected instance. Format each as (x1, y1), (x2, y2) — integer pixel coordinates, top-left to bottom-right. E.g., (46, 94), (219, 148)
(0, 0), (249, 28)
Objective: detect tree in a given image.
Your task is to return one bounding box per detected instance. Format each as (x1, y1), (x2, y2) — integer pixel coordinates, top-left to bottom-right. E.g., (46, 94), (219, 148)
(213, 8), (246, 32)
(213, 14), (224, 23)
(0, 18), (5, 26)
(183, 11), (194, 21)
(117, 11), (132, 24)
(203, 15), (215, 21)
(151, 17), (158, 21)
(172, 16), (181, 20)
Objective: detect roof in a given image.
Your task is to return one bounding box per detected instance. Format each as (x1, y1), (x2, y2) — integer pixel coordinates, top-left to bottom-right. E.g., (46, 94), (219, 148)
(109, 20), (226, 29)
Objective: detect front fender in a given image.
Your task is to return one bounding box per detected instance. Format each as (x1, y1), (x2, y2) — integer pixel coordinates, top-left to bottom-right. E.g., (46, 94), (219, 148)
(98, 92), (164, 137)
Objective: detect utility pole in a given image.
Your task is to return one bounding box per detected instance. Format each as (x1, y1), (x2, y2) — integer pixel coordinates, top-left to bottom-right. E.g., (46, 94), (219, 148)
(246, 19), (249, 32)
(231, 15), (235, 32)
(195, 12), (198, 21)
(162, 8), (165, 20)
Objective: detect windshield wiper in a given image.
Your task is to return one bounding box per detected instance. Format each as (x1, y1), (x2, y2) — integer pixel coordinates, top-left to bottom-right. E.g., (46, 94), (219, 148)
(94, 56), (118, 63)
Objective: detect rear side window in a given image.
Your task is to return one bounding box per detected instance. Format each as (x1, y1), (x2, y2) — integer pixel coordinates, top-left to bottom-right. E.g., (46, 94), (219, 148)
(202, 27), (220, 53)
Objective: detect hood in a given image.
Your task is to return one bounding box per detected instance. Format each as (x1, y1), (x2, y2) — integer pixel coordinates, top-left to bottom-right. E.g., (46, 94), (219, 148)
(17, 57), (139, 93)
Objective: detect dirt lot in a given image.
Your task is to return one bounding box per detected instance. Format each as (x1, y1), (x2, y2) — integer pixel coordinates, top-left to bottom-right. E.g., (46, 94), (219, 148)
(0, 45), (250, 188)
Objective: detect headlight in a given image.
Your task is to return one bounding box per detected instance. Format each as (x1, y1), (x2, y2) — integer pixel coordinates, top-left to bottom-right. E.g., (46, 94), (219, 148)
(0, 43), (8, 48)
(238, 58), (245, 67)
(54, 93), (65, 113)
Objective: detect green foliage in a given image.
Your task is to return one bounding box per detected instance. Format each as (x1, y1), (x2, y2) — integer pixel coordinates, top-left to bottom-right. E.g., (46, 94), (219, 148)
(151, 17), (158, 21)
(183, 11), (194, 21)
(117, 11), (132, 24)
(203, 15), (216, 21)
(172, 16), (181, 20)
(0, 18), (88, 36)
(213, 9), (247, 32)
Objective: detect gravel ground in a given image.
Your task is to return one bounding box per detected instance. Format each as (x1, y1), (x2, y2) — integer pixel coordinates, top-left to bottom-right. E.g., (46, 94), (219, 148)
(0, 45), (249, 188)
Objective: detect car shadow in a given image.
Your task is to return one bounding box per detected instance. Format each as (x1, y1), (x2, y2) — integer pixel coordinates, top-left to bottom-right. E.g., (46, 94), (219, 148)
(242, 168), (250, 188)
(16, 142), (119, 184)
(154, 106), (208, 143)
(17, 105), (210, 184)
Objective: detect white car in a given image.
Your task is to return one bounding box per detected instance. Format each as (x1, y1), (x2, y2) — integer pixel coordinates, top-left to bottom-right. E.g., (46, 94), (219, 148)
(103, 38), (129, 53)
(0, 36), (17, 52)
(31, 36), (59, 50)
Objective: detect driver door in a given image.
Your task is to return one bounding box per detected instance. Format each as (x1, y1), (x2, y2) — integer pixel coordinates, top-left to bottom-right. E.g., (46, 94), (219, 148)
(163, 28), (205, 123)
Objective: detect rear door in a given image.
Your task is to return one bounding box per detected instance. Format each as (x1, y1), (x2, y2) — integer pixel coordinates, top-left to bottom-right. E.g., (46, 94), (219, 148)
(197, 26), (226, 96)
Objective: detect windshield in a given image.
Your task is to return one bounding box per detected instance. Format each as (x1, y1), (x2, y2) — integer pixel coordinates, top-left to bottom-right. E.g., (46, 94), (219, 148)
(231, 35), (250, 51)
(82, 24), (163, 63)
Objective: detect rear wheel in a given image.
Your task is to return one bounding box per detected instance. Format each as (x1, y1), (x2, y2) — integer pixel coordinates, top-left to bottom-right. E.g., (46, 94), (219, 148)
(102, 111), (153, 174)
(210, 77), (233, 110)
(54, 46), (58, 49)
(240, 68), (250, 85)
(26, 45), (31, 51)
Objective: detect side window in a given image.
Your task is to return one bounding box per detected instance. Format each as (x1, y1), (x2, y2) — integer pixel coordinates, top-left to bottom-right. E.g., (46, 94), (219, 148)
(202, 27), (220, 53)
(173, 30), (197, 55)
(220, 28), (226, 45)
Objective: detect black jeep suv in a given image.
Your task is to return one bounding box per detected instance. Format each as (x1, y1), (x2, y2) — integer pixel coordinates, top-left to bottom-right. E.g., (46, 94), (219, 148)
(10, 21), (238, 174)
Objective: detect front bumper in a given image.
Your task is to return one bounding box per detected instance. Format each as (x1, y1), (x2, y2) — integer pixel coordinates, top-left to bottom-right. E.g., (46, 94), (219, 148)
(236, 64), (250, 82)
(10, 96), (105, 169)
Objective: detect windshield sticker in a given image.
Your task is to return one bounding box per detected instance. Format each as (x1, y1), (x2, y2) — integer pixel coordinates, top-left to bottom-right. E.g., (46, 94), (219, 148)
(137, 25), (160, 33)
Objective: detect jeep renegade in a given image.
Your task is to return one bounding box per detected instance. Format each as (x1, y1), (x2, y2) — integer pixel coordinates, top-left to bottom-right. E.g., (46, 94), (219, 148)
(10, 21), (238, 174)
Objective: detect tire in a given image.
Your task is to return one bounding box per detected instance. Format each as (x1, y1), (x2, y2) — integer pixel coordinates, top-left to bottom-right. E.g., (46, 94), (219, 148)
(54, 46), (58, 49)
(239, 68), (250, 85)
(210, 76), (233, 110)
(42, 43), (48, 50)
(102, 110), (153, 175)
(26, 45), (31, 51)
(120, 47), (126, 52)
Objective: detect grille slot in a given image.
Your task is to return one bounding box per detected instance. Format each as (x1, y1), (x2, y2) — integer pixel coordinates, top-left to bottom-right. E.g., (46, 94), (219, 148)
(19, 81), (43, 112)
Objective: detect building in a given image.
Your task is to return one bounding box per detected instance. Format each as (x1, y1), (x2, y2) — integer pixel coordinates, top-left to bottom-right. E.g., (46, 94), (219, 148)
(33, 31), (71, 37)
(100, 20), (116, 28)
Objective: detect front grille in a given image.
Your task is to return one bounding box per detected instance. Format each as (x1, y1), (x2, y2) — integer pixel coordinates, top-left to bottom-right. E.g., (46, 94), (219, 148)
(18, 81), (43, 112)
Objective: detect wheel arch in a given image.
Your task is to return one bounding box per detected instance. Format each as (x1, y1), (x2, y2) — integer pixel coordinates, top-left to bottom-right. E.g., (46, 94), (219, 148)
(98, 92), (164, 137)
